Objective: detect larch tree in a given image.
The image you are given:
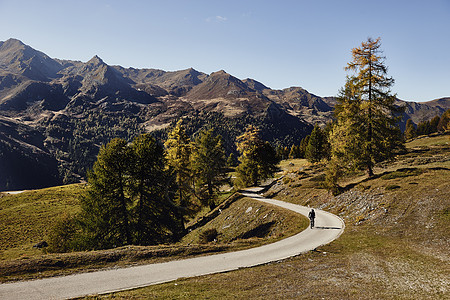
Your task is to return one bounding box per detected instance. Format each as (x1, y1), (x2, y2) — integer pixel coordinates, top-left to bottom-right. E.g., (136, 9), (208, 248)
(235, 125), (279, 187)
(404, 119), (417, 140)
(327, 37), (404, 192)
(437, 109), (450, 131)
(164, 119), (193, 208)
(129, 134), (185, 244)
(191, 128), (228, 210)
(80, 138), (132, 249)
(305, 124), (328, 163)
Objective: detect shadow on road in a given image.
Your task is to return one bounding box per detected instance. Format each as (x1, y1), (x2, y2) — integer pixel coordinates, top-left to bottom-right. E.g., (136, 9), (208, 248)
(314, 226), (342, 230)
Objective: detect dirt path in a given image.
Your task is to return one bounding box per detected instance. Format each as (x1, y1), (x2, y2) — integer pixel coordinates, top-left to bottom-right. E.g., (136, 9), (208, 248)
(0, 191), (344, 300)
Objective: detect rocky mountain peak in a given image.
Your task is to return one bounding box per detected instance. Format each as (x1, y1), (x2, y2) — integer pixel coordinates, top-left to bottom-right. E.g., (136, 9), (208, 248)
(86, 55), (105, 66)
(0, 38), (62, 80)
(243, 78), (269, 91)
(0, 38), (26, 51)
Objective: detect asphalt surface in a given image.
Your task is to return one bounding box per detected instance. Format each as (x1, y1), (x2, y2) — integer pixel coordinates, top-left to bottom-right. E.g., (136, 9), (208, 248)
(0, 190), (344, 299)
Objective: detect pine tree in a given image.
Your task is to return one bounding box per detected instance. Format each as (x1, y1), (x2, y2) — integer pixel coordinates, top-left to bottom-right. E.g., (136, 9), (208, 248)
(235, 125), (279, 187)
(289, 144), (302, 159)
(429, 116), (440, 133)
(227, 153), (237, 167)
(164, 119), (192, 207)
(327, 37), (404, 191)
(191, 129), (228, 210)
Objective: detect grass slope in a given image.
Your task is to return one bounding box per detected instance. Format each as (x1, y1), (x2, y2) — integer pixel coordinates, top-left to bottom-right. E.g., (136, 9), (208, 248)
(0, 184), (84, 260)
(0, 191), (307, 282)
(92, 134), (449, 299)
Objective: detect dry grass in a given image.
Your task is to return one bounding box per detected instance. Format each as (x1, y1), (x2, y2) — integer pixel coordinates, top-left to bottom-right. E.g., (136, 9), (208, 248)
(0, 193), (308, 283)
(277, 158), (309, 173)
(0, 184), (85, 260)
(89, 134), (450, 299)
(182, 196), (308, 245)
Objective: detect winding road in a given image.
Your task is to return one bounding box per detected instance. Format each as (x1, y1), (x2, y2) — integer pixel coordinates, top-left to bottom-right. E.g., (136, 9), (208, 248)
(0, 189), (344, 300)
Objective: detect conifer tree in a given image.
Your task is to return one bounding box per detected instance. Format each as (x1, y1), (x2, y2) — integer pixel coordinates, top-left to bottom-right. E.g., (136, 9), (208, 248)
(429, 116), (440, 133)
(191, 128), (228, 209)
(164, 119), (192, 207)
(235, 125), (279, 187)
(227, 153), (237, 167)
(77, 135), (185, 250)
(129, 134), (184, 244)
(299, 135), (310, 158)
(80, 138), (132, 249)
(327, 37), (404, 191)
(305, 124), (327, 163)
(289, 144), (301, 159)
(437, 109), (450, 131)
(404, 119), (417, 140)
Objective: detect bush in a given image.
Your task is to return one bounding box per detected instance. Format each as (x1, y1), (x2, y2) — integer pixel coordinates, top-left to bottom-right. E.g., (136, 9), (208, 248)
(47, 213), (84, 253)
(199, 228), (218, 243)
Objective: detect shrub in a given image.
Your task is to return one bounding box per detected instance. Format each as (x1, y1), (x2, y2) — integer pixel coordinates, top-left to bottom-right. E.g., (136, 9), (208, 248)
(47, 213), (82, 253)
(199, 228), (218, 243)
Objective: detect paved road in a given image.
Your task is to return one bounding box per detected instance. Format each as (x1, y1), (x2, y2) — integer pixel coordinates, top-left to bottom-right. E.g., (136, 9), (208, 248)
(0, 191), (344, 300)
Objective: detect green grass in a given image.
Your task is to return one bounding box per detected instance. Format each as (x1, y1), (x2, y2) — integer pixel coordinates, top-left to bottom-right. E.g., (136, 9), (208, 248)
(0, 184), (85, 260)
(182, 197), (308, 245)
(405, 133), (449, 148)
(92, 227), (448, 299)
(380, 168), (424, 180)
(4, 134), (450, 298)
(0, 193), (308, 282)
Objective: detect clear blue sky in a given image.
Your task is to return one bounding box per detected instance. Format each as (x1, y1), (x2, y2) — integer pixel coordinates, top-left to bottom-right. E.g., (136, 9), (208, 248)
(1, 0), (449, 102)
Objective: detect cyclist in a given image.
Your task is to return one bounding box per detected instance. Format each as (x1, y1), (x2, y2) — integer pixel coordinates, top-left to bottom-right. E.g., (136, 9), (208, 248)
(308, 208), (316, 229)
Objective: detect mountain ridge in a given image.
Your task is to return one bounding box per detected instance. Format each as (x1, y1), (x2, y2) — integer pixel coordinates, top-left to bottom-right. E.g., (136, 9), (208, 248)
(0, 39), (448, 191)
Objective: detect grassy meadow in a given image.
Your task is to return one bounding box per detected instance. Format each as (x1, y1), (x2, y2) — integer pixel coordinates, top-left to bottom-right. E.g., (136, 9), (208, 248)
(0, 184), (85, 260)
(0, 186), (308, 282)
(0, 134), (448, 298)
(87, 134), (449, 299)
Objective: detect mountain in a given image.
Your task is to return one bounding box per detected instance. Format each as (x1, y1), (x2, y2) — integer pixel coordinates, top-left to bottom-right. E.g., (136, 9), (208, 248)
(0, 39), (448, 191)
(0, 115), (61, 190)
(0, 38), (62, 81)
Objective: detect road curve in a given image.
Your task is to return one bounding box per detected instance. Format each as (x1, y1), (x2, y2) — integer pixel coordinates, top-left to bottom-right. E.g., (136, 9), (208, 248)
(0, 191), (344, 300)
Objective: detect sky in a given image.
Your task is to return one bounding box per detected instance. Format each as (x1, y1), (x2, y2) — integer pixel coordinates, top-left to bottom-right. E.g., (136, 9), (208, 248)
(0, 0), (449, 102)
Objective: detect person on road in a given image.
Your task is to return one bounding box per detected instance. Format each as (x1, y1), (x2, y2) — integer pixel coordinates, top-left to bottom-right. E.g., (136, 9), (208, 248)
(308, 208), (316, 229)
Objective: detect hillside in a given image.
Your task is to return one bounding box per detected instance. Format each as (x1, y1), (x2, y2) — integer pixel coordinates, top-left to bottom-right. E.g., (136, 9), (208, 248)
(97, 134), (449, 299)
(0, 134), (448, 298)
(0, 38), (449, 191)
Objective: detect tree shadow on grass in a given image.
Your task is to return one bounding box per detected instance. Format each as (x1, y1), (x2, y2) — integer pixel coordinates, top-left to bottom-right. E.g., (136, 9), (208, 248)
(337, 167), (450, 195)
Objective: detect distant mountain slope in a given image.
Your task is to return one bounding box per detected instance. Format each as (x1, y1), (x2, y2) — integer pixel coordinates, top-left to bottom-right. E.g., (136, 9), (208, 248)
(402, 97), (450, 124)
(0, 38), (448, 191)
(0, 38), (62, 81)
(0, 116), (61, 190)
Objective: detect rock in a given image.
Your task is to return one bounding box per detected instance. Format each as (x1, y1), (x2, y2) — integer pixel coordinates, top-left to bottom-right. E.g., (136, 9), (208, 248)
(33, 241), (48, 248)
